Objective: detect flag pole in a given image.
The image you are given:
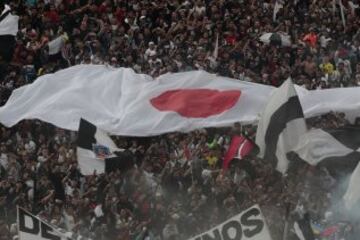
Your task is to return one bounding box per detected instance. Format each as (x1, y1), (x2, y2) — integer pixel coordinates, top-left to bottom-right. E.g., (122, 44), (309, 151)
(338, 0), (346, 29)
(282, 200), (291, 240)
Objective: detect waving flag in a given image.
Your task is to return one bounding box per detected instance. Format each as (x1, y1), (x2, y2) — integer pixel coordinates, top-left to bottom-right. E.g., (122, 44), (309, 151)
(291, 127), (360, 168)
(256, 79), (307, 174)
(0, 65), (272, 135)
(0, 4), (18, 62)
(256, 79), (307, 173)
(290, 126), (360, 209)
(0, 65), (359, 136)
(77, 118), (124, 175)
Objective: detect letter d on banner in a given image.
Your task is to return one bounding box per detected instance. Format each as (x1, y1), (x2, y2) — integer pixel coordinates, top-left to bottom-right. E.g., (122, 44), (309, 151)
(18, 207), (40, 235)
(17, 206), (63, 240)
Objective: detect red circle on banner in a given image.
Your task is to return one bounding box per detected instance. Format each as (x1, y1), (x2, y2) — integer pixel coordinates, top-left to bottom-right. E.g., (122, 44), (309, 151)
(150, 89), (241, 118)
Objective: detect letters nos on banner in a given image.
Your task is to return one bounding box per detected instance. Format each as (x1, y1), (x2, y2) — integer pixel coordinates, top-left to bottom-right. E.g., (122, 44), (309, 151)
(188, 205), (272, 240)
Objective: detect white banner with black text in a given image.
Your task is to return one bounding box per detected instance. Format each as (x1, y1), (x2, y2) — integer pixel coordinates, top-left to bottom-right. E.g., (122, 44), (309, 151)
(187, 205), (272, 240)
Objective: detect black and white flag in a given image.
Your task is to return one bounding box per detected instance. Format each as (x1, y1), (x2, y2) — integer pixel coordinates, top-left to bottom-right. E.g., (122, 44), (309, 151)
(291, 127), (360, 170)
(77, 118), (125, 175)
(290, 127), (360, 209)
(0, 4), (18, 62)
(256, 79), (307, 174)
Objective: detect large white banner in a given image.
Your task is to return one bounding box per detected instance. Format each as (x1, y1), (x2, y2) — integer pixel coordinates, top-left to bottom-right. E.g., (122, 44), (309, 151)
(0, 65), (359, 136)
(0, 65), (272, 135)
(187, 205), (272, 240)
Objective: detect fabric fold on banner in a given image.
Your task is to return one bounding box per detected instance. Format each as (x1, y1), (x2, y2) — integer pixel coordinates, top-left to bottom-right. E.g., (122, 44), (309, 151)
(256, 79), (307, 174)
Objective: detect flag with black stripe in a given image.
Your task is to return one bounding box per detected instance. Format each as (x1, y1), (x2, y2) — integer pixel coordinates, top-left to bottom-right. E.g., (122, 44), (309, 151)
(77, 118), (125, 175)
(293, 212), (315, 240)
(0, 4), (18, 63)
(256, 79), (307, 174)
(290, 126), (360, 209)
(291, 127), (360, 175)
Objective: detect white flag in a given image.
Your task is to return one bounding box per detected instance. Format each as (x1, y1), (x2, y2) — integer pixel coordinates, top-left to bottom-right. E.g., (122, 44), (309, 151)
(48, 34), (66, 55)
(0, 5), (19, 36)
(0, 65), (272, 135)
(0, 65), (359, 136)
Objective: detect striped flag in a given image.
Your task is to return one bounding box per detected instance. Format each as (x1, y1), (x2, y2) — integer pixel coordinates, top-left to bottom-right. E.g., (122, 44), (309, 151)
(256, 79), (307, 174)
(289, 126), (360, 209)
(290, 127), (360, 169)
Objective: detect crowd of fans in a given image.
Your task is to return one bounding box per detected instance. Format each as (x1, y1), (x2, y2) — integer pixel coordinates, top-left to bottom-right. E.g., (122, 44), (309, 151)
(1, 0), (360, 240)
